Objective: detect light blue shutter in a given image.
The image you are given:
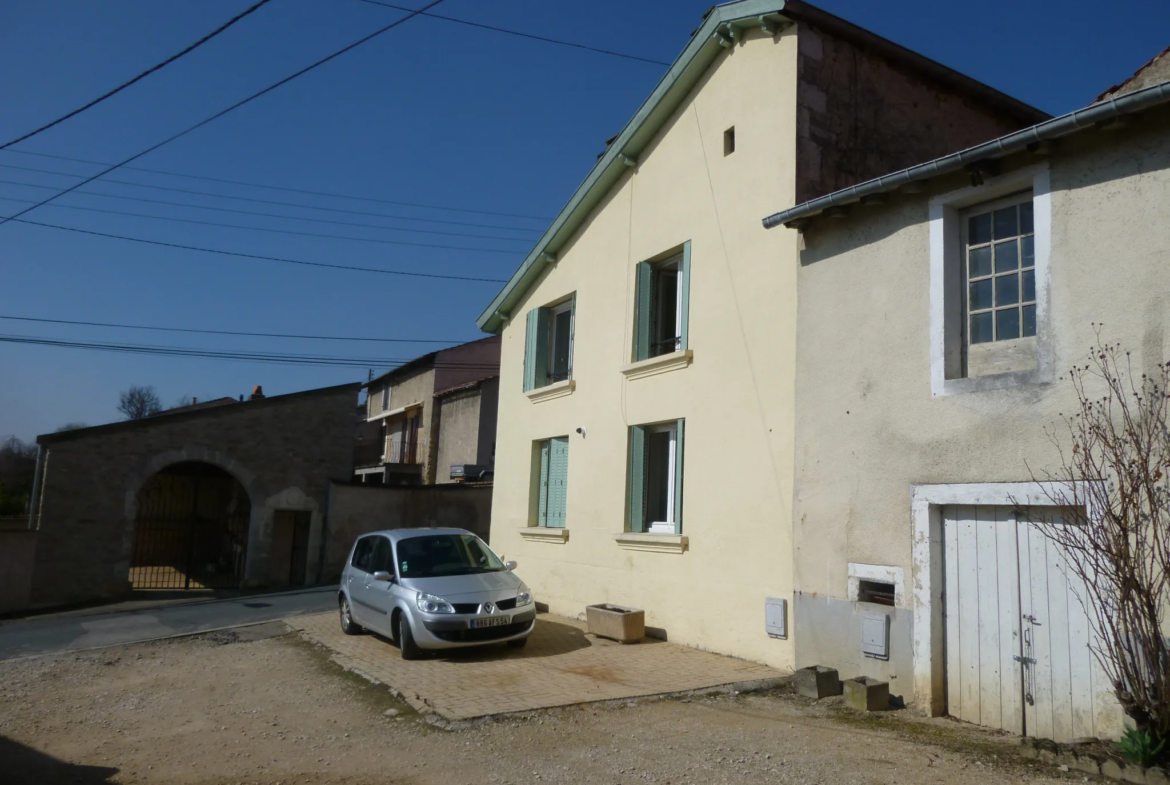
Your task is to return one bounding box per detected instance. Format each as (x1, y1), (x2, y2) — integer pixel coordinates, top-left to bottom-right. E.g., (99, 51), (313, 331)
(547, 437), (569, 528)
(678, 242), (691, 351)
(537, 439), (550, 526)
(673, 419), (685, 534)
(523, 308), (551, 391)
(633, 262), (653, 361)
(628, 426), (646, 532)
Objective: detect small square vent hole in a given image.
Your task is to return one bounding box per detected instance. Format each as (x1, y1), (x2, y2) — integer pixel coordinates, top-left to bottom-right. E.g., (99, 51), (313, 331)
(858, 579), (895, 606)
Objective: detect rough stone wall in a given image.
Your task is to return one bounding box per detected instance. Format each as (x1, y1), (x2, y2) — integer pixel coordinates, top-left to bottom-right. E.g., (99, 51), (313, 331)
(434, 387), (484, 484)
(0, 529), (36, 614)
(30, 385), (359, 608)
(795, 23), (1035, 205)
(324, 482), (493, 579)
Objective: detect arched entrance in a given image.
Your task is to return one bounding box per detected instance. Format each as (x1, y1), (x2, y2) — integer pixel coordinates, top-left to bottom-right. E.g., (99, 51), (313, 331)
(130, 461), (251, 589)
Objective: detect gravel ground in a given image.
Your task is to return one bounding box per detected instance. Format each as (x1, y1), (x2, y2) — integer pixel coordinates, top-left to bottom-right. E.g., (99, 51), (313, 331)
(0, 626), (1085, 785)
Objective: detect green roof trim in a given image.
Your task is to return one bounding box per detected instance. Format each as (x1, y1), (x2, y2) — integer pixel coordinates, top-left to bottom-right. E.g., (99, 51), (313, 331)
(476, 0), (789, 334)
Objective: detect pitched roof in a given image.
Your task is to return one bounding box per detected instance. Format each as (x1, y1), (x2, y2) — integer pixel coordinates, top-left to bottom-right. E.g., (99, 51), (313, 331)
(476, 0), (1046, 335)
(1097, 45), (1170, 102)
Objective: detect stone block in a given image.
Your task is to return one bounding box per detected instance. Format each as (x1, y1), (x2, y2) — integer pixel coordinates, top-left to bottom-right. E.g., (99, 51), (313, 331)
(794, 666), (842, 700)
(1146, 767), (1170, 785)
(585, 604), (645, 643)
(843, 676), (889, 711)
(1102, 759), (1125, 780)
(1070, 751), (1102, 776)
(1122, 762), (1149, 784)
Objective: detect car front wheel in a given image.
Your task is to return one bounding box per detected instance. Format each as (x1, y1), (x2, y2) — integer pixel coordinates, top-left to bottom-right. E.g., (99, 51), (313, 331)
(339, 596), (362, 635)
(399, 615), (423, 660)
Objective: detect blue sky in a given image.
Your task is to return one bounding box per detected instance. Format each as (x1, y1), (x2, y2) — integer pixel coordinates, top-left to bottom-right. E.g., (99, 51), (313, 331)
(1, 0), (1167, 441)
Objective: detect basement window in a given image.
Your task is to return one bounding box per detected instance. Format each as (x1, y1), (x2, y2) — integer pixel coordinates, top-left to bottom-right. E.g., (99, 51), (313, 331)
(723, 126), (735, 156)
(857, 580), (896, 606)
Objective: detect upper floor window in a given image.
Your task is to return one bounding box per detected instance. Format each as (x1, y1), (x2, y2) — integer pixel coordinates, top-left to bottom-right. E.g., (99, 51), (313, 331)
(523, 295), (575, 391)
(381, 384), (391, 411)
(633, 243), (691, 362)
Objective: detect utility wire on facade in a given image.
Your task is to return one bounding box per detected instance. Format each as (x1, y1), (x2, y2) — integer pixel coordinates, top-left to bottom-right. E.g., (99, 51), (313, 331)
(0, 315), (467, 344)
(350, 0), (671, 66)
(10, 218), (508, 282)
(0, 0), (276, 151)
(0, 150), (550, 221)
(0, 198), (521, 255)
(0, 163), (542, 232)
(0, 0), (448, 229)
(0, 178), (532, 241)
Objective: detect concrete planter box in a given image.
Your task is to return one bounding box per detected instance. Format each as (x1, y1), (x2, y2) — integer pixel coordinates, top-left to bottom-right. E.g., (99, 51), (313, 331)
(585, 604), (645, 643)
(843, 676), (889, 711)
(794, 666), (842, 700)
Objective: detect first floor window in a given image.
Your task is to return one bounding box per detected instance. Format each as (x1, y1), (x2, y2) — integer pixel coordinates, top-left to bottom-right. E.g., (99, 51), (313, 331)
(523, 296), (575, 391)
(964, 193), (1035, 346)
(628, 420), (685, 534)
(381, 384), (391, 411)
(633, 243), (690, 361)
(534, 437), (569, 528)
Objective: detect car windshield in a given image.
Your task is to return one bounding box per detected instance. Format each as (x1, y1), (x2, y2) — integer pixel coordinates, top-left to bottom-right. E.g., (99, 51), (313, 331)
(395, 534), (506, 579)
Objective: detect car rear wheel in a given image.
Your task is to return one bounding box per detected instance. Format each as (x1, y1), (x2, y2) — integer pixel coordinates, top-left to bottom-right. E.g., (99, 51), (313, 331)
(506, 636), (528, 649)
(339, 597), (362, 635)
(399, 615), (423, 660)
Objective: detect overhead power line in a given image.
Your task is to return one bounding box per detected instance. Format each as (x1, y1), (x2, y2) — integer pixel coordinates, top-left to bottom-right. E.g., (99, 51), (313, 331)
(0, 314), (466, 344)
(0, 149), (550, 221)
(350, 0), (671, 67)
(0, 0), (275, 151)
(0, 162), (541, 232)
(0, 0), (448, 228)
(11, 218), (508, 282)
(0, 177), (531, 241)
(0, 196), (522, 254)
(0, 333), (503, 370)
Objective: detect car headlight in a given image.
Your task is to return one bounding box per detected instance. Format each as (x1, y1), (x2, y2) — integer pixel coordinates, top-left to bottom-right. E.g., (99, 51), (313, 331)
(516, 584), (534, 607)
(416, 592), (455, 614)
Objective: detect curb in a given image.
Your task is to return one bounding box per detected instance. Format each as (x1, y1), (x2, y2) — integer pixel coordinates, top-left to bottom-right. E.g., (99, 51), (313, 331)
(1020, 737), (1170, 784)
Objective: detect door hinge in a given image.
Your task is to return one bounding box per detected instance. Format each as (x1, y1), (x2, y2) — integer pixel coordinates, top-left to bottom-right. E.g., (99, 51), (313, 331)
(1014, 655), (1036, 665)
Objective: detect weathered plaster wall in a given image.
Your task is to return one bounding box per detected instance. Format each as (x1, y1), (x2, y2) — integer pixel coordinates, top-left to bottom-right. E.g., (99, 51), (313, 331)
(791, 118), (1170, 701)
(381, 365), (435, 482)
(29, 385), (359, 608)
(794, 23), (1035, 204)
(435, 386), (485, 483)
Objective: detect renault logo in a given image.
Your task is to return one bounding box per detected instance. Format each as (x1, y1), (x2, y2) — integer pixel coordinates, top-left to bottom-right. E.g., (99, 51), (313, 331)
(482, 601), (496, 614)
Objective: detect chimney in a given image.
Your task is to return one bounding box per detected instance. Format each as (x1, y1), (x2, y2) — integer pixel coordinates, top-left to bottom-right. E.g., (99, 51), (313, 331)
(250, 385), (265, 401)
(238, 394), (244, 402)
(192, 397), (198, 404)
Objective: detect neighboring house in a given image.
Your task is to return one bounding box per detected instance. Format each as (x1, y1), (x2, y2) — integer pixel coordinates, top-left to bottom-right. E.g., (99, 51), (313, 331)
(356, 337), (500, 485)
(761, 65), (1170, 739)
(478, 0), (1045, 672)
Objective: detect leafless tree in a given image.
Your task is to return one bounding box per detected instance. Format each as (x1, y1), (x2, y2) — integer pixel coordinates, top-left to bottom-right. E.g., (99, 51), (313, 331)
(1024, 331), (1170, 741)
(0, 436), (37, 515)
(54, 422), (88, 432)
(117, 385), (162, 420)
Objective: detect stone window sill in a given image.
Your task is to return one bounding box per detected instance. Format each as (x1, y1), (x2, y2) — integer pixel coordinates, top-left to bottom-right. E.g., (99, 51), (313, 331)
(525, 379), (575, 403)
(519, 527), (569, 543)
(613, 532), (688, 554)
(621, 350), (693, 381)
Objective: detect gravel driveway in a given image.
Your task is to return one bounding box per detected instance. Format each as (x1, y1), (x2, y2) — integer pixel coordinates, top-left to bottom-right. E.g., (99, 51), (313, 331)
(0, 624), (1077, 784)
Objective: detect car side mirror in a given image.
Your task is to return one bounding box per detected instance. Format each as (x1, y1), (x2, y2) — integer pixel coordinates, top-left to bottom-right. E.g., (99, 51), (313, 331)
(373, 570), (394, 582)
(504, 560), (518, 571)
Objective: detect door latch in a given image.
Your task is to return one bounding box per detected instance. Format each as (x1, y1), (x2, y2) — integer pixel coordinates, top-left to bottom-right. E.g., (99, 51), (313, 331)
(1013, 655), (1036, 665)
(1023, 614), (1040, 624)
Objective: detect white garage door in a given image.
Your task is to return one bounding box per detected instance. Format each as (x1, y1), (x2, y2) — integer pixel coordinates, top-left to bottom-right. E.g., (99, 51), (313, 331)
(943, 505), (1123, 742)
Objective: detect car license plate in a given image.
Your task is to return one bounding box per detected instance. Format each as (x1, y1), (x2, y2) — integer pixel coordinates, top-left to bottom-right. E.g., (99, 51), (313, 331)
(471, 615), (510, 628)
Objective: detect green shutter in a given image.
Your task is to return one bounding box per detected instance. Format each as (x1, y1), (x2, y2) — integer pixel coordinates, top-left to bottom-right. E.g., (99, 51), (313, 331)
(673, 419), (685, 534)
(678, 242), (691, 352)
(628, 425), (646, 532)
(523, 307), (551, 391)
(547, 437), (569, 528)
(633, 262), (653, 361)
(537, 439), (550, 526)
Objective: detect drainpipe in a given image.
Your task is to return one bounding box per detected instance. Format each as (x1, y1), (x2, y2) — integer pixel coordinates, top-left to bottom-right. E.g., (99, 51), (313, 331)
(26, 445), (43, 530)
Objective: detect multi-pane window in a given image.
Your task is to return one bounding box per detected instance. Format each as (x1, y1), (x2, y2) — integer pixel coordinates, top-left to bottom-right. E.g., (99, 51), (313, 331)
(523, 297), (575, 391)
(628, 420), (685, 534)
(633, 243), (691, 362)
(534, 437), (569, 528)
(965, 195), (1035, 346)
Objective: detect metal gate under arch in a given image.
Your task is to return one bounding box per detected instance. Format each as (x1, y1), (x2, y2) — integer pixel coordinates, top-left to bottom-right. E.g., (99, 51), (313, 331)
(130, 462), (250, 589)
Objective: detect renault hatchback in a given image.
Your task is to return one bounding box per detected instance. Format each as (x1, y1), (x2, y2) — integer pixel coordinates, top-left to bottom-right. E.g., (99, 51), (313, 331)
(338, 528), (535, 659)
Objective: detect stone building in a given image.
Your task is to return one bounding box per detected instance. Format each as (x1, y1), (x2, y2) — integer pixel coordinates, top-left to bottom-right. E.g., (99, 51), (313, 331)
(19, 383), (360, 609)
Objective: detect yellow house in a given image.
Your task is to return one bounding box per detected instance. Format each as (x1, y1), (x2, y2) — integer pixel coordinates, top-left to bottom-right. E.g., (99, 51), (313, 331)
(476, 0), (1044, 670)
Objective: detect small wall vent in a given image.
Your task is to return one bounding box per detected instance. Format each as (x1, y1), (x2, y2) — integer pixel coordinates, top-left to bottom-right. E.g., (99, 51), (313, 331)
(857, 579), (896, 606)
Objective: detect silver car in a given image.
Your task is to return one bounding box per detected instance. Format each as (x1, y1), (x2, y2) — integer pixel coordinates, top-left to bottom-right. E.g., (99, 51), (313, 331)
(337, 528), (535, 659)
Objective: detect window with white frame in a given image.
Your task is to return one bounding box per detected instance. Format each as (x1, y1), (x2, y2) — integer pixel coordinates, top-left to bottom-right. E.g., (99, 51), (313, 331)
(628, 420), (685, 534)
(523, 295), (575, 391)
(964, 194), (1036, 348)
(633, 243), (691, 362)
(380, 384), (391, 411)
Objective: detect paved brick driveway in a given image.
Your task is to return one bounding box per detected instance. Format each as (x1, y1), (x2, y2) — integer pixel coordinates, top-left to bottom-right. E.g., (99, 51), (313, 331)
(289, 611), (781, 720)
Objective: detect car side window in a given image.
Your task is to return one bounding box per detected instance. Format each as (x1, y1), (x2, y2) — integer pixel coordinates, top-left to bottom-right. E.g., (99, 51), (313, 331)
(351, 536), (375, 573)
(370, 537), (391, 575)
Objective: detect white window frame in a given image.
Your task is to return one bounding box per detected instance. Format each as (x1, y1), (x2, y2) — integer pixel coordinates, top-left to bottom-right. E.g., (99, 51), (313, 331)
(548, 298), (575, 384)
(646, 422), (677, 534)
(381, 384), (391, 412)
(929, 163), (1052, 397)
